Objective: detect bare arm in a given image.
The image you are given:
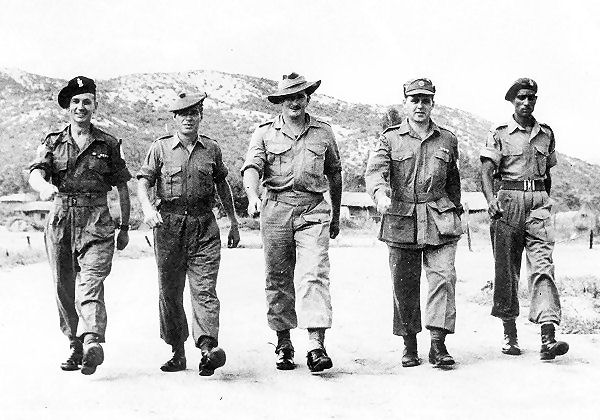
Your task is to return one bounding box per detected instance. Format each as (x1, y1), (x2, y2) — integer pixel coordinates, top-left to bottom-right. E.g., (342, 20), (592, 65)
(137, 177), (163, 228)
(242, 167), (261, 217)
(115, 182), (131, 250)
(216, 178), (240, 248)
(481, 159), (502, 219)
(29, 169), (58, 200)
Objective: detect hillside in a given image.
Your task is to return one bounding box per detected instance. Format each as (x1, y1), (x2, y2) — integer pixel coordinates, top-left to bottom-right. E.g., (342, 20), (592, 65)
(1, 67), (599, 213)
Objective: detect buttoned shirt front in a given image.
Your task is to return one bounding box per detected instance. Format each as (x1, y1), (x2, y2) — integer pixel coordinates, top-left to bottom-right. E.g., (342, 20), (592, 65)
(137, 132), (228, 206)
(29, 124), (131, 193)
(480, 117), (557, 180)
(365, 118), (462, 247)
(241, 114), (342, 194)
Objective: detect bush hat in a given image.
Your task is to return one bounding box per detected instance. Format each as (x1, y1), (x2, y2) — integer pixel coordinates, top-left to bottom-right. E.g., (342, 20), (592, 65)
(403, 78), (436, 97)
(169, 92), (207, 112)
(267, 72), (321, 104)
(505, 78), (537, 101)
(58, 76), (96, 109)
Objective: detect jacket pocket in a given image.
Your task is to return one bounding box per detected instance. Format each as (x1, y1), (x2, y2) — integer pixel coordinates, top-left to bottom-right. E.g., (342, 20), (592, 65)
(305, 141), (326, 175)
(527, 206), (554, 242)
(429, 199), (463, 237)
(379, 207), (415, 244)
(266, 141), (294, 177)
(164, 166), (183, 198)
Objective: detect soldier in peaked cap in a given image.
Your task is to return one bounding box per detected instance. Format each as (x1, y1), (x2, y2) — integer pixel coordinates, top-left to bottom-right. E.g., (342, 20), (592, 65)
(480, 78), (569, 361)
(29, 76), (132, 375)
(242, 72), (342, 373)
(137, 91), (240, 376)
(365, 78), (463, 368)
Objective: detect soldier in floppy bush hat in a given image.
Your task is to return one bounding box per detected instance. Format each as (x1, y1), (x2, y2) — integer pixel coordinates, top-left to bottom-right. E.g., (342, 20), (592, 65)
(366, 77), (463, 368)
(242, 72), (342, 373)
(481, 78), (568, 361)
(29, 75), (132, 375)
(137, 91), (239, 376)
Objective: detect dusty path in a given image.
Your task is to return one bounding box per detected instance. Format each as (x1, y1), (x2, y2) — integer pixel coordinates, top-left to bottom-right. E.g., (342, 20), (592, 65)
(0, 236), (599, 419)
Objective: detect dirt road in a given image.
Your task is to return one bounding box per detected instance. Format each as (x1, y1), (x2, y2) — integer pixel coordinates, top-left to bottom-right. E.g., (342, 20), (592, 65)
(1, 235), (599, 419)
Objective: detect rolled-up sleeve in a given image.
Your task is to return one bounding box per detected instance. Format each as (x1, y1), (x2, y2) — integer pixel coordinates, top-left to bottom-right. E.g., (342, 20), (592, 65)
(213, 143), (229, 183)
(479, 130), (502, 167)
(240, 125), (267, 177)
(547, 131), (557, 169)
(108, 139), (132, 185)
(446, 139), (463, 214)
(365, 133), (391, 199)
(29, 135), (53, 176)
(136, 142), (161, 187)
(324, 128), (342, 175)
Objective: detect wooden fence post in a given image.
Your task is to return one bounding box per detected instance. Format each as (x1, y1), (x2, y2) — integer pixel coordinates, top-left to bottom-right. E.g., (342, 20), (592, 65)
(590, 230), (594, 250)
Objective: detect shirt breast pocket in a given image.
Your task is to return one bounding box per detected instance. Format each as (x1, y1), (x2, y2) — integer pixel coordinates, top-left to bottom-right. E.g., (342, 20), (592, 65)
(533, 144), (549, 176)
(52, 158), (68, 175)
(196, 165), (214, 197)
(89, 152), (111, 174)
(305, 142), (326, 175)
(164, 165), (183, 198)
(390, 149), (415, 184)
(266, 141), (294, 177)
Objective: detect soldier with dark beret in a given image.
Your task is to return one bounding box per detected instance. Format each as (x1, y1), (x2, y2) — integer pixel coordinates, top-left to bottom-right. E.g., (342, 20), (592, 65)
(137, 91), (239, 376)
(366, 78), (463, 368)
(480, 78), (569, 360)
(29, 76), (132, 375)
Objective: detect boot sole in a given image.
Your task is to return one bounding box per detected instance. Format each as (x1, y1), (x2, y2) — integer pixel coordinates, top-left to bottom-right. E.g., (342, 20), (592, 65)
(276, 361), (296, 370)
(402, 357), (421, 368)
(429, 356), (455, 366)
(81, 345), (104, 375)
(501, 348), (521, 356)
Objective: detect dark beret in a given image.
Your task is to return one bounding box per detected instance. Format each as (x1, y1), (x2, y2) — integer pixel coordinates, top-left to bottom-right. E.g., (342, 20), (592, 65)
(505, 78), (537, 101)
(169, 92), (207, 112)
(58, 76), (96, 109)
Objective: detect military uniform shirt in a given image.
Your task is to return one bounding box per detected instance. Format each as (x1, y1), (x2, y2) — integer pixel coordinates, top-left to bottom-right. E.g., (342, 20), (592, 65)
(136, 133), (228, 206)
(241, 114), (342, 193)
(29, 124), (131, 193)
(480, 118), (557, 180)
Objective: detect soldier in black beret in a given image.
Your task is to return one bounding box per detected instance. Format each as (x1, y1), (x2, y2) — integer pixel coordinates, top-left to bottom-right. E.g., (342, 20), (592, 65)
(480, 78), (569, 361)
(29, 76), (132, 375)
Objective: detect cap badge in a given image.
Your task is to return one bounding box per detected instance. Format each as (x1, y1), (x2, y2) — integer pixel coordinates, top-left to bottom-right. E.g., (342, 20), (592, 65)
(77, 78), (83, 88)
(418, 80), (425, 87)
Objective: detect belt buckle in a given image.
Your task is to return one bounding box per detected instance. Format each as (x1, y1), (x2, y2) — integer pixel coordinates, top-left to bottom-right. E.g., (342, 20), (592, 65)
(523, 180), (533, 191)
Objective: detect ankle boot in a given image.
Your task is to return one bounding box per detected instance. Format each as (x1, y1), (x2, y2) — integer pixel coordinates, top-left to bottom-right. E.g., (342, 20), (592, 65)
(540, 323), (569, 360)
(81, 333), (104, 375)
(502, 320), (521, 356)
(61, 338), (83, 371)
(401, 335), (420, 367)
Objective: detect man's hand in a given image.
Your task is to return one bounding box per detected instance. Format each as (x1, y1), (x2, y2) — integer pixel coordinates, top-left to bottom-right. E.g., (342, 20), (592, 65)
(329, 217), (340, 239)
(142, 206), (163, 228)
(375, 190), (391, 214)
(227, 225), (240, 248)
(487, 198), (504, 219)
(39, 183), (58, 201)
(116, 229), (129, 250)
(247, 196), (261, 218)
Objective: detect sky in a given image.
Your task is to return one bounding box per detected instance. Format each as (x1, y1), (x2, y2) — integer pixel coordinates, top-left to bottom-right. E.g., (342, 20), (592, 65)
(1, 0), (599, 163)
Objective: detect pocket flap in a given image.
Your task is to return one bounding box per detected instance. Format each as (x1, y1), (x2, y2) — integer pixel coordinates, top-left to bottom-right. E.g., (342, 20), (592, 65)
(267, 141), (293, 155)
(502, 145), (523, 156)
(428, 197), (456, 213)
(391, 150), (414, 162)
(166, 166), (182, 176)
(305, 142), (326, 156)
(433, 148), (451, 162)
(533, 144), (549, 156)
(529, 207), (551, 220)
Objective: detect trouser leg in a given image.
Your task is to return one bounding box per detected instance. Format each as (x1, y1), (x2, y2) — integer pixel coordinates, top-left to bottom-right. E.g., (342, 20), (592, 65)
(526, 235), (561, 324)
(422, 242), (458, 333)
(45, 217), (79, 339)
(294, 200), (332, 329)
(154, 214), (189, 346)
(261, 200), (297, 331)
(491, 220), (525, 319)
(388, 246), (422, 336)
(186, 214), (221, 344)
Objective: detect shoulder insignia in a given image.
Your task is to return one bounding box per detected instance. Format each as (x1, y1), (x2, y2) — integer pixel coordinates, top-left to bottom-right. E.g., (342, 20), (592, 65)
(43, 127), (68, 144)
(539, 123), (554, 137)
(315, 118), (332, 127)
(382, 124), (401, 134)
(493, 122), (508, 131)
(258, 119), (275, 128)
(157, 135), (173, 141)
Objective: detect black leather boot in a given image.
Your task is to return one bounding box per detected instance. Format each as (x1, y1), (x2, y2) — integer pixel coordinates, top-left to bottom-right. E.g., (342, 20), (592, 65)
(402, 334), (420, 367)
(198, 336), (226, 376)
(60, 338), (83, 371)
(275, 340), (295, 370)
(161, 343), (186, 372)
(540, 323), (569, 360)
(81, 333), (104, 375)
(501, 320), (521, 356)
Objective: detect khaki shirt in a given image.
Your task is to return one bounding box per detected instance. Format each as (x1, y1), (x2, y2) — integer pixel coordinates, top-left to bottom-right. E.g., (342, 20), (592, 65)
(241, 114), (342, 194)
(365, 119), (462, 248)
(480, 118), (557, 180)
(29, 124), (131, 193)
(136, 133), (228, 206)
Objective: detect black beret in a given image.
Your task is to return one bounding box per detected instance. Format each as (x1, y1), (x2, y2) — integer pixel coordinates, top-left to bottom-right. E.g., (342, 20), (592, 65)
(169, 92), (207, 112)
(58, 76), (96, 109)
(505, 78), (537, 101)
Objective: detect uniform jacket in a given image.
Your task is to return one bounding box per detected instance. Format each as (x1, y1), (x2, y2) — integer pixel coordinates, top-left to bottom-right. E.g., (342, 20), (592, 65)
(136, 133), (228, 207)
(241, 114), (342, 194)
(365, 119), (463, 248)
(29, 124), (131, 193)
(479, 118), (557, 180)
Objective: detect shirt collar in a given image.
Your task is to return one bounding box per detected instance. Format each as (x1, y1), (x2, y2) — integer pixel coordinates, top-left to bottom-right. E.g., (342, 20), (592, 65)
(62, 124), (104, 144)
(273, 113), (316, 130)
(171, 132), (206, 149)
(508, 116), (540, 135)
(397, 118), (440, 139)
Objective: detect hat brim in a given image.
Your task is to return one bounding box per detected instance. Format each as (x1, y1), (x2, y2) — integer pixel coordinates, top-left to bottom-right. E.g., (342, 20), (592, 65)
(267, 80), (321, 104)
(168, 93), (207, 112)
(404, 89), (435, 96)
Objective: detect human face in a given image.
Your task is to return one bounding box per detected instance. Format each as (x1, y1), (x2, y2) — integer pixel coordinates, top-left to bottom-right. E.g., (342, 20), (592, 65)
(69, 93), (97, 125)
(173, 106), (202, 136)
(281, 91), (309, 121)
(512, 88), (537, 119)
(404, 94), (434, 124)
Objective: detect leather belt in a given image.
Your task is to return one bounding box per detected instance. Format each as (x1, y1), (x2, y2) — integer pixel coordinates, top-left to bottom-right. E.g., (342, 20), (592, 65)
(54, 193), (107, 207)
(266, 190), (323, 206)
(500, 179), (545, 192)
(159, 201), (212, 216)
(391, 191), (443, 203)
